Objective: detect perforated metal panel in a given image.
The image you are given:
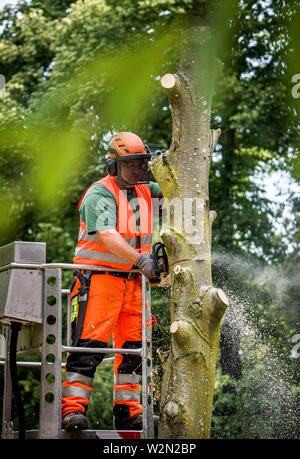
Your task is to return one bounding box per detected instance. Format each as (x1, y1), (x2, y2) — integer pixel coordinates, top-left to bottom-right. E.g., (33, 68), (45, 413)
(38, 268), (62, 439)
(141, 276), (154, 439)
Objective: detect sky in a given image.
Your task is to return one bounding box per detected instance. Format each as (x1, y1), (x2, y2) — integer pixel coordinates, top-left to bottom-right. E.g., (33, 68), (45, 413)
(0, 0), (19, 9)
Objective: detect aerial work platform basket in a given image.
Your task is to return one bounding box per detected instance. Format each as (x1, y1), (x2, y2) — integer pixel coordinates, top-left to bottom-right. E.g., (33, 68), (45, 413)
(0, 241), (155, 439)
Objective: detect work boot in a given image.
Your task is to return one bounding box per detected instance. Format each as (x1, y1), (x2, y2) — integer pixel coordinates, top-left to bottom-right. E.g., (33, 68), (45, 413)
(63, 411), (88, 432)
(115, 413), (159, 431)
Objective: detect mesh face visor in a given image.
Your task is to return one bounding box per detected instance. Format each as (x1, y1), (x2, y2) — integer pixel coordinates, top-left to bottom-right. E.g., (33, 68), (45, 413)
(117, 154), (152, 187)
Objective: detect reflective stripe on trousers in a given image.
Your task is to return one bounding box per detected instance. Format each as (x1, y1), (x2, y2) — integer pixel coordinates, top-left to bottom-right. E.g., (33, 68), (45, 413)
(62, 383), (92, 400)
(62, 371), (93, 398)
(65, 371), (93, 386)
(114, 373), (141, 402)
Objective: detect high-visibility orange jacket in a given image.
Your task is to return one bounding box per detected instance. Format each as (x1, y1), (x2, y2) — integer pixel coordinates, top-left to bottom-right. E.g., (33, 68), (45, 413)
(74, 175), (153, 269)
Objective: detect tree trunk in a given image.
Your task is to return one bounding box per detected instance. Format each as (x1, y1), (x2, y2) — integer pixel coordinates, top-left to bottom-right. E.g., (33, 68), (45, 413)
(150, 26), (229, 439)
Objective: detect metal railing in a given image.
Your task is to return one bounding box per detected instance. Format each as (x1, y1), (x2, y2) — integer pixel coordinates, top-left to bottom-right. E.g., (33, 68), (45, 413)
(0, 262), (154, 439)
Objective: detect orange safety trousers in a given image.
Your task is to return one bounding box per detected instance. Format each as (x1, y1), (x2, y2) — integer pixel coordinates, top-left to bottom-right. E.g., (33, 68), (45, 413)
(61, 272), (143, 421)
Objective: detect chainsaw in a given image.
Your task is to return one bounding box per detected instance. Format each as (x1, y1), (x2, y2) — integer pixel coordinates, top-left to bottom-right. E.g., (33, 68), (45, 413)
(149, 242), (169, 286)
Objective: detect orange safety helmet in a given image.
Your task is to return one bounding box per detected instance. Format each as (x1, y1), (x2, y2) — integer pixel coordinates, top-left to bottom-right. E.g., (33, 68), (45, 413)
(106, 132), (151, 187)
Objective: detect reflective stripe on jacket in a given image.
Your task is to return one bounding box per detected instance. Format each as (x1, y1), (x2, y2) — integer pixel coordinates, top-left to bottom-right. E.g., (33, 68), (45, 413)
(74, 175), (153, 269)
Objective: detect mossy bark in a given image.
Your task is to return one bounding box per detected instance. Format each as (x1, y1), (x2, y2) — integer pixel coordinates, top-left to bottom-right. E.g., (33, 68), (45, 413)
(150, 26), (228, 439)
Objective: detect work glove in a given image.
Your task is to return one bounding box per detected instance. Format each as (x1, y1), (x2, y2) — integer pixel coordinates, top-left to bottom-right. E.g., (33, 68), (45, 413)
(135, 253), (158, 280)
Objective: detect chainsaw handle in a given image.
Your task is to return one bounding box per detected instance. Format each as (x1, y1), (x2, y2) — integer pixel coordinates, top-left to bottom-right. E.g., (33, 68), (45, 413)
(151, 242), (169, 275)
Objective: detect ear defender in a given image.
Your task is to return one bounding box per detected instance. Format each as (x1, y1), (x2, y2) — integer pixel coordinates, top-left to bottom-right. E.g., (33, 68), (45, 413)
(106, 156), (117, 176)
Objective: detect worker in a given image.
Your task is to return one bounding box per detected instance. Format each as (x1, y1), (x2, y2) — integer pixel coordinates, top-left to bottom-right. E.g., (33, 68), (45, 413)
(62, 132), (163, 432)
